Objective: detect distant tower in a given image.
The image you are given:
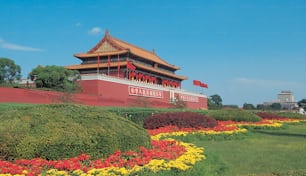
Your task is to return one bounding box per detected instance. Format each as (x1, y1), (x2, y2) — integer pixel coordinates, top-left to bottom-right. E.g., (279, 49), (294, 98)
(278, 91), (294, 103)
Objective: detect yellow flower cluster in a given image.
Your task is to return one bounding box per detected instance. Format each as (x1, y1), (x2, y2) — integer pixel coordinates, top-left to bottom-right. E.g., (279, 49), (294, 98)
(45, 169), (70, 176)
(193, 128), (248, 135)
(142, 139), (205, 172)
(238, 122), (283, 128)
(151, 128), (248, 140)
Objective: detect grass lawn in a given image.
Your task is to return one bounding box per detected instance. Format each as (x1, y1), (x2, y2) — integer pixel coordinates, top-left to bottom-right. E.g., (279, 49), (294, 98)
(188, 123), (306, 176)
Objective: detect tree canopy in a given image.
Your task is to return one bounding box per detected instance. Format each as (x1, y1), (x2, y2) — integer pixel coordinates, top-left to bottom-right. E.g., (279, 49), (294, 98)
(271, 102), (282, 110)
(208, 94), (223, 109)
(29, 65), (80, 92)
(298, 99), (306, 108)
(0, 57), (21, 84)
(243, 103), (255, 110)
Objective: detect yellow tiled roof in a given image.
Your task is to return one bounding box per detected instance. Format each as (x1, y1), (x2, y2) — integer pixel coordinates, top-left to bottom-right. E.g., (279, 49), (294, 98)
(65, 61), (186, 80)
(109, 36), (180, 70)
(74, 31), (180, 70)
(74, 50), (128, 58)
(133, 62), (187, 80)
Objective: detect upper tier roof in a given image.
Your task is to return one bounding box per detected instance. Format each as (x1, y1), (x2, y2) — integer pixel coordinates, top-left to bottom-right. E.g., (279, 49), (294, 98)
(74, 30), (180, 70)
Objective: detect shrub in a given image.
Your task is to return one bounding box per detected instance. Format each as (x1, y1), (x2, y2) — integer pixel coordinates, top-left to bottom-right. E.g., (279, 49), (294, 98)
(143, 112), (217, 129)
(201, 109), (262, 122)
(275, 112), (306, 119)
(255, 112), (286, 119)
(0, 104), (151, 161)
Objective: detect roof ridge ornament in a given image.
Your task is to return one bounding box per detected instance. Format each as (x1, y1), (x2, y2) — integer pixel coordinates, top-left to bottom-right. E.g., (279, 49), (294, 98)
(105, 29), (110, 37)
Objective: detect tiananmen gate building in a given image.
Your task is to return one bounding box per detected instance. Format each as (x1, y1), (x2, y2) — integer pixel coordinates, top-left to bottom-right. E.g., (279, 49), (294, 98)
(65, 31), (207, 109)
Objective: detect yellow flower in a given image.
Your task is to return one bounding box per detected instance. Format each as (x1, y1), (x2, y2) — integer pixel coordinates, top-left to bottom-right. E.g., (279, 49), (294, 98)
(45, 169), (70, 176)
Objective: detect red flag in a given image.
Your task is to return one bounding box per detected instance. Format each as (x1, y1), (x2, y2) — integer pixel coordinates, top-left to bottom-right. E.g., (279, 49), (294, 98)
(200, 82), (208, 88)
(127, 61), (136, 71)
(193, 80), (201, 86)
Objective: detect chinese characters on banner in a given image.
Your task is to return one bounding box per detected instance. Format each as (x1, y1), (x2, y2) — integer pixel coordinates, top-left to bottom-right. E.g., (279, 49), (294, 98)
(128, 86), (199, 102)
(179, 94), (199, 102)
(128, 86), (163, 98)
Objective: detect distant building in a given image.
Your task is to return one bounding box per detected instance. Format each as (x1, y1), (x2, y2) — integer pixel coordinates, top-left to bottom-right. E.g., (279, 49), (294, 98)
(278, 91), (296, 110)
(278, 90), (294, 103)
(262, 90), (297, 110)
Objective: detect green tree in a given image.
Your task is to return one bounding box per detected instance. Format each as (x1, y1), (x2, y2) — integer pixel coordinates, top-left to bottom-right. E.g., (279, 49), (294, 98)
(0, 58), (21, 83)
(29, 65), (80, 92)
(271, 103), (281, 110)
(208, 94), (223, 109)
(256, 104), (265, 110)
(243, 103), (255, 110)
(298, 99), (306, 108)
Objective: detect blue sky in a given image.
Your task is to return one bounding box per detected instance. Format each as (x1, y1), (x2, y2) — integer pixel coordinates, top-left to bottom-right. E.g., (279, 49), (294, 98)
(1, 0), (305, 106)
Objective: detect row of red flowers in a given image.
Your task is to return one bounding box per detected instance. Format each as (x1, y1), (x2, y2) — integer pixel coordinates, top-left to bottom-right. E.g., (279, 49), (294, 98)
(0, 140), (185, 175)
(146, 121), (239, 136)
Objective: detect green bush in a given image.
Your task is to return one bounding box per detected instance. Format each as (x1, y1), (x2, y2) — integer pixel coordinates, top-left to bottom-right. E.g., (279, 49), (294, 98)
(275, 112), (306, 119)
(0, 104), (151, 161)
(201, 109), (262, 122)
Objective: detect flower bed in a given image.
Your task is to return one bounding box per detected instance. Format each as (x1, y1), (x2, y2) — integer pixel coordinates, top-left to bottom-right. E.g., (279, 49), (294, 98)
(0, 140), (204, 175)
(1, 117), (305, 175)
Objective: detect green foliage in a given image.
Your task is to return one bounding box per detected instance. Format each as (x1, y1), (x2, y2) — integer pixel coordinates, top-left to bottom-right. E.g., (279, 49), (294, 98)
(0, 104), (151, 161)
(243, 103), (255, 110)
(0, 57), (21, 84)
(201, 109), (262, 122)
(208, 94), (223, 110)
(256, 104), (265, 110)
(275, 111), (306, 119)
(271, 102), (281, 110)
(298, 99), (306, 108)
(222, 105), (239, 109)
(29, 65), (80, 92)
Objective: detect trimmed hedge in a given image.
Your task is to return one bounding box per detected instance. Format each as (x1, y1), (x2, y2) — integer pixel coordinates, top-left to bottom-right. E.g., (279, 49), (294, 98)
(275, 112), (306, 119)
(255, 111), (306, 119)
(143, 112), (217, 129)
(201, 109), (262, 122)
(255, 112), (280, 119)
(0, 104), (151, 161)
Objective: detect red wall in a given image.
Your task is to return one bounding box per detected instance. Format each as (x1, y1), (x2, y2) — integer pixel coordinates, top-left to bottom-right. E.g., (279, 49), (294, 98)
(0, 81), (207, 109)
(80, 80), (172, 108)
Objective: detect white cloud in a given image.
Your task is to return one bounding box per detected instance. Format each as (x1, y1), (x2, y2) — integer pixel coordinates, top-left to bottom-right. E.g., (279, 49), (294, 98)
(88, 27), (102, 35)
(0, 38), (43, 52)
(233, 77), (304, 88)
